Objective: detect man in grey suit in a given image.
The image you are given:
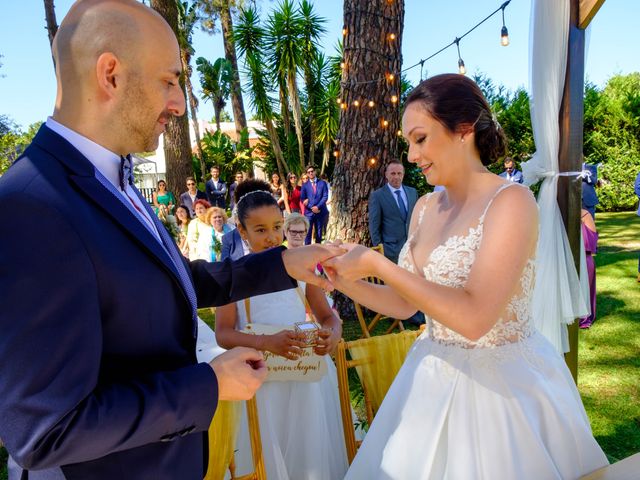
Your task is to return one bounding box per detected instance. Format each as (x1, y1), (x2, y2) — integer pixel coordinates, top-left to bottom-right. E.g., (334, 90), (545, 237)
(368, 161), (418, 264)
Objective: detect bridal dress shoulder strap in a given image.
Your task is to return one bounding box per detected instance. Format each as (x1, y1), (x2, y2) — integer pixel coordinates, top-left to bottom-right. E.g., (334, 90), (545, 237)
(478, 182), (519, 227)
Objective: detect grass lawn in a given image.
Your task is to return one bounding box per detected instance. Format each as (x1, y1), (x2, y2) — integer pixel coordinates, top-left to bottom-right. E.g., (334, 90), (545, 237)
(577, 211), (640, 462)
(1, 212), (638, 478)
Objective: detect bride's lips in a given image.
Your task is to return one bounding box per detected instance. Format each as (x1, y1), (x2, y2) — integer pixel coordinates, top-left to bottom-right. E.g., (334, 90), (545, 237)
(420, 163), (433, 174)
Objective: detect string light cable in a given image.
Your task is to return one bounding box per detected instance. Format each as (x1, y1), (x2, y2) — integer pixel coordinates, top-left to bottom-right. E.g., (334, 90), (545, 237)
(340, 0), (512, 87)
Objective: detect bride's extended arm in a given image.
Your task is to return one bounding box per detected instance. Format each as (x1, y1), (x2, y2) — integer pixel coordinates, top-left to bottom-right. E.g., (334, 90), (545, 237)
(327, 187), (538, 341)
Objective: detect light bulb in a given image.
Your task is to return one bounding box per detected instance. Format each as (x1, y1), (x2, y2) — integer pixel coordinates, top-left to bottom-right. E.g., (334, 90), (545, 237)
(397, 129), (403, 136)
(501, 26), (510, 46)
(353, 100), (360, 107)
(382, 119), (389, 127)
(391, 95), (398, 103)
(333, 150), (340, 158)
(387, 73), (395, 81)
(340, 61), (346, 69)
(368, 157), (377, 167)
(368, 100), (375, 107)
(340, 103), (347, 110)
(458, 58), (466, 75)
(388, 33), (396, 41)
(336, 98), (342, 104)
(342, 27), (347, 36)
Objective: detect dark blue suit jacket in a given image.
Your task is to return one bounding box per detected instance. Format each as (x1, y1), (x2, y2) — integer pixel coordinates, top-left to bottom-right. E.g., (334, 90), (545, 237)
(300, 180), (329, 217)
(221, 229), (246, 261)
(582, 163), (599, 209)
(205, 178), (227, 209)
(499, 169), (524, 184)
(0, 126), (296, 479)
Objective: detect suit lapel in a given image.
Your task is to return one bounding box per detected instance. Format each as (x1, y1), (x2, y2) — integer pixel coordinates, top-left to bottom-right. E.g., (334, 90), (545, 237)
(381, 185), (402, 217)
(32, 126), (183, 286)
(404, 186), (417, 215)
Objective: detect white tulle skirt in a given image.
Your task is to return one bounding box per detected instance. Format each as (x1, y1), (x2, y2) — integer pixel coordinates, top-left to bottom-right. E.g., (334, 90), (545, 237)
(233, 357), (349, 480)
(345, 331), (608, 480)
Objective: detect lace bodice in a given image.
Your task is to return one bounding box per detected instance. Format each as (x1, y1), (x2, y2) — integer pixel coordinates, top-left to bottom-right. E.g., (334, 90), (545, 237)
(398, 184), (535, 349)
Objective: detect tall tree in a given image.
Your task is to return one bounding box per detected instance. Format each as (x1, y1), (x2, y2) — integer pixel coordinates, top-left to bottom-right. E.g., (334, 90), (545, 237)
(315, 51), (340, 174)
(329, 0), (404, 247)
(196, 0), (249, 149)
(43, 0), (59, 68)
(235, 6), (289, 179)
(151, 0), (194, 196)
(176, 0), (207, 181)
(267, 0), (306, 169)
(196, 57), (232, 131)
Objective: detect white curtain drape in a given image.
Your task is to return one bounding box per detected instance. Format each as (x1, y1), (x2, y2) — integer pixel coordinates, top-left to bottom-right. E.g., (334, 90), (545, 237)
(522, 0), (589, 353)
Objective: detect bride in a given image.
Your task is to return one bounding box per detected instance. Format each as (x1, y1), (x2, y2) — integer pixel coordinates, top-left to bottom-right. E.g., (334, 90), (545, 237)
(325, 74), (608, 479)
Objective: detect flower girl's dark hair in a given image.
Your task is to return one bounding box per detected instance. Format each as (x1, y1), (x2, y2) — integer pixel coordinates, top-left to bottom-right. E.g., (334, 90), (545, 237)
(234, 179), (279, 228)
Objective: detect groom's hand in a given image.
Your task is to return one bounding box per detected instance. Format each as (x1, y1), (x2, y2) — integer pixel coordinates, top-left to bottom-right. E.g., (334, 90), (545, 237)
(210, 347), (267, 401)
(282, 244), (346, 291)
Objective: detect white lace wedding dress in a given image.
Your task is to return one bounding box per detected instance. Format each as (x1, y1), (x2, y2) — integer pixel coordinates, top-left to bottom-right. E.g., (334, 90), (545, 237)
(345, 184), (608, 479)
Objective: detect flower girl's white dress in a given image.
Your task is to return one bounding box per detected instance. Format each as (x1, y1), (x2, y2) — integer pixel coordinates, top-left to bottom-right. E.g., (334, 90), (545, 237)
(232, 283), (348, 480)
(345, 184), (608, 479)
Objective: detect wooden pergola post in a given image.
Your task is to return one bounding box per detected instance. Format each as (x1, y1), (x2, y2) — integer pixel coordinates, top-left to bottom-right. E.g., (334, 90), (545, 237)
(558, 0), (605, 382)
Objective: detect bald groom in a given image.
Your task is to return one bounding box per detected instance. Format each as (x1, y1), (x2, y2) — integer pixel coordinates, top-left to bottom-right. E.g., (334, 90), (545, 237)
(0, 1), (340, 479)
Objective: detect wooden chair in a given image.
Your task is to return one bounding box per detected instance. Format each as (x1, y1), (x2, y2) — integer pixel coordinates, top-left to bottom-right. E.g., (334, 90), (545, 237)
(354, 245), (405, 337)
(206, 397), (266, 480)
(335, 330), (420, 463)
(579, 452), (640, 480)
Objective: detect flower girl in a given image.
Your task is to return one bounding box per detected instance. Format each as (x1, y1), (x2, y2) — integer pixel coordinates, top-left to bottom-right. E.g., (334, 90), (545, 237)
(215, 179), (348, 480)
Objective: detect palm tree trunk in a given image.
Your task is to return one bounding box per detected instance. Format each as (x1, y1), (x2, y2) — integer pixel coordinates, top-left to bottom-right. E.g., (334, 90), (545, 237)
(151, 0), (194, 196)
(320, 137), (330, 174)
(182, 52), (206, 181)
(279, 84), (292, 140)
(287, 72), (306, 170)
(43, 0), (58, 68)
(305, 69), (317, 166)
(329, 0), (404, 318)
(214, 106), (222, 131)
(218, 4), (248, 150)
(265, 117), (289, 179)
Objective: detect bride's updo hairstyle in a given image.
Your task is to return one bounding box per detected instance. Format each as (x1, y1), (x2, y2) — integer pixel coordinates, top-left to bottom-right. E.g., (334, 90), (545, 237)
(234, 179), (279, 228)
(404, 73), (506, 166)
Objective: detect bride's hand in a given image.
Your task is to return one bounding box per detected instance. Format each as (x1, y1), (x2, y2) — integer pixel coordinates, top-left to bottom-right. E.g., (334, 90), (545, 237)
(321, 243), (377, 283)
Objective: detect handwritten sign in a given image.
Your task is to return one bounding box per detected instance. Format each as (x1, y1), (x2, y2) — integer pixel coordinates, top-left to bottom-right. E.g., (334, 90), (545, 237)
(242, 324), (327, 382)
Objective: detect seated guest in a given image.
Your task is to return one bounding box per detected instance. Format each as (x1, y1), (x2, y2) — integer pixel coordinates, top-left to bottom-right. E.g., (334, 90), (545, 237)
(207, 207), (233, 261)
(152, 179), (176, 215)
(186, 199), (213, 261)
(499, 157), (523, 183)
(179, 176), (206, 217)
(284, 213), (309, 249)
(220, 229), (247, 262)
(174, 205), (191, 257)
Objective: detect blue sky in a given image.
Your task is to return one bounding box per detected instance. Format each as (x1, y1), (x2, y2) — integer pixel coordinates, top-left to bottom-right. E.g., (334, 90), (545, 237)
(1, 0), (638, 129)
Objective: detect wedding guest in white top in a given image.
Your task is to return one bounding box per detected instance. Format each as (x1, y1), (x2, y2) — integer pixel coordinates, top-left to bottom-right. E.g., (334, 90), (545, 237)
(186, 199), (213, 261)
